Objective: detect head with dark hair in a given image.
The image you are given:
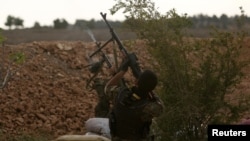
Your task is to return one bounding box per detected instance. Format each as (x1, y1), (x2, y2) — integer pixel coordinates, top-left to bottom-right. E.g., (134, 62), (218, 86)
(137, 69), (158, 92)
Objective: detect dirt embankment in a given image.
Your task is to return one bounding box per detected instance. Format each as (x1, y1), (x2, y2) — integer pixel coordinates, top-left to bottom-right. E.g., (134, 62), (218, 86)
(0, 40), (154, 138)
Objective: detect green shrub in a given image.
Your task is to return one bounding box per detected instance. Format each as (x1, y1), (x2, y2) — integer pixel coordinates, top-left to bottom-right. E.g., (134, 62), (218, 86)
(110, 0), (250, 140)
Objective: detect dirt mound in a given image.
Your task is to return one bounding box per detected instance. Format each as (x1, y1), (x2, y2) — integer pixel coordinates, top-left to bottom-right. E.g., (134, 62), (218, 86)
(0, 40), (153, 138)
(0, 38), (249, 139)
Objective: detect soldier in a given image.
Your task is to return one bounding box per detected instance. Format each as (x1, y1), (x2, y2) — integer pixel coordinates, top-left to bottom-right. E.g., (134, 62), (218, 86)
(103, 57), (164, 141)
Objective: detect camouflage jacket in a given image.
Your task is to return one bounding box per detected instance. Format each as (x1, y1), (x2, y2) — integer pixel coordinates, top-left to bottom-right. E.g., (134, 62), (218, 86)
(104, 85), (164, 141)
(105, 85), (164, 122)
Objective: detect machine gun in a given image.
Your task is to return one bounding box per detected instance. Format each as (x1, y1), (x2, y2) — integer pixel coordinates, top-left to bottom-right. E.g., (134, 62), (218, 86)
(90, 12), (141, 79)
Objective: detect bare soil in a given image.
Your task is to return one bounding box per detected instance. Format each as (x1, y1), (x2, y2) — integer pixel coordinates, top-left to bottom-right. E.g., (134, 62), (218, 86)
(0, 31), (153, 139)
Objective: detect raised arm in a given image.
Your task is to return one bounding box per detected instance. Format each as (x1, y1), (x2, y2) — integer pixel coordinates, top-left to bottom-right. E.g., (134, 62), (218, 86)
(104, 56), (129, 94)
(105, 70), (126, 87)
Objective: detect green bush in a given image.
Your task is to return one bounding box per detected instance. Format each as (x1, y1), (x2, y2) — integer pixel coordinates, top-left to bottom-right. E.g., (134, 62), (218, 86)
(110, 0), (250, 140)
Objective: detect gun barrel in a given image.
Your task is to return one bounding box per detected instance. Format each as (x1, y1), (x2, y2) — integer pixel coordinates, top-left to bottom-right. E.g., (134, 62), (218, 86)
(100, 12), (128, 56)
(100, 12), (141, 78)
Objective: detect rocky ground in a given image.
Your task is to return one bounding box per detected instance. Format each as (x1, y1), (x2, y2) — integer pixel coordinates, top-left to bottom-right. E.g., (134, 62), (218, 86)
(0, 40), (155, 139)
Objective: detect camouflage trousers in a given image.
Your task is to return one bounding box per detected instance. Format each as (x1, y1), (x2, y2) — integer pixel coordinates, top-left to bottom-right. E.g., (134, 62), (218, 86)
(93, 78), (110, 118)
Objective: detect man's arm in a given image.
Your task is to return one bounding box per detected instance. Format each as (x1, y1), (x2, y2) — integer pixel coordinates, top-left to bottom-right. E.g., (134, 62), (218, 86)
(104, 54), (130, 95)
(104, 70), (126, 96)
(105, 70), (126, 87)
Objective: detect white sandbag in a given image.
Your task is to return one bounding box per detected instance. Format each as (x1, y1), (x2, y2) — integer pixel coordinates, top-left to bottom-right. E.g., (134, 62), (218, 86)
(85, 118), (111, 139)
(54, 134), (111, 141)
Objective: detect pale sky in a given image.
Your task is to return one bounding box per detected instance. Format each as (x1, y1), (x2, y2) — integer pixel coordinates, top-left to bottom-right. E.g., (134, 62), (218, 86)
(1, 0), (249, 29)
